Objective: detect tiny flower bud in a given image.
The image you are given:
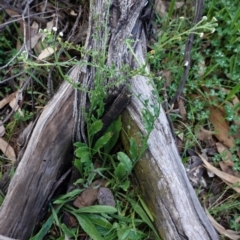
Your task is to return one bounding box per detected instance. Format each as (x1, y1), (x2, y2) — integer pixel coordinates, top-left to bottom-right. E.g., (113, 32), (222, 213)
(211, 28), (215, 33)
(179, 16), (185, 20)
(202, 16), (208, 21)
(212, 17), (217, 22)
(52, 27), (57, 32)
(59, 32), (63, 37)
(199, 32), (204, 38)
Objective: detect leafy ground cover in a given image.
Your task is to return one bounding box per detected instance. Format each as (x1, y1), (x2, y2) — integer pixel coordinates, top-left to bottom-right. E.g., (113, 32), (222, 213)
(0, 0), (240, 239)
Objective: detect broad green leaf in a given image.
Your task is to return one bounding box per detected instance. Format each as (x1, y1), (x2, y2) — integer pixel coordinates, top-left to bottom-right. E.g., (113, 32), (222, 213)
(129, 138), (138, 161)
(74, 178), (85, 185)
(114, 163), (127, 180)
(74, 159), (83, 174)
(138, 195), (154, 221)
(74, 142), (86, 148)
(51, 204), (60, 227)
(104, 117), (122, 153)
(117, 226), (131, 240)
(30, 214), (54, 240)
(87, 214), (113, 229)
(226, 82), (240, 101)
(168, 0), (177, 19)
(117, 152), (132, 173)
(30, 204), (63, 240)
(128, 199), (160, 240)
(75, 146), (90, 159)
(74, 205), (117, 214)
(53, 189), (82, 204)
(93, 132), (112, 154)
(61, 223), (75, 238)
(89, 120), (103, 137)
(119, 180), (130, 191)
(72, 213), (104, 240)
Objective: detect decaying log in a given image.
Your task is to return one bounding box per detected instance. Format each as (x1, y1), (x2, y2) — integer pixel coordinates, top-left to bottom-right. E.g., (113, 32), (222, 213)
(0, 0), (218, 239)
(121, 29), (218, 239)
(0, 79), (75, 239)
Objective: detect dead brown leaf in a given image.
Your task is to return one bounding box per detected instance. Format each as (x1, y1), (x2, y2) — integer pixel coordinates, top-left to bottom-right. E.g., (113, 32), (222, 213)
(205, 208), (240, 240)
(178, 98), (187, 121)
(0, 92), (17, 109)
(216, 142), (234, 167)
(155, 1), (184, 17)
(37, 47), (56, 60)
(162, 70), (172, 87)
(9, 95), (20, 112)
(219, 162), (240, 178)
(195, 126), (213, 142)
(209, 107), (235, 148)
(199, 154), (240, 193)
(0, 138), (16, 161)
(5, 9), (18, 17)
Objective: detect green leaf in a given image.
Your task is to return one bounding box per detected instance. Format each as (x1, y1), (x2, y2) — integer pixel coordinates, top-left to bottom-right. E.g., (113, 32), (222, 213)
(89, 120), (103, 137)
(30, 204), (63, 240)
(74, 159), (83, 174)
(119, 180), (130, 191)
(74, 178), (85, 185)
(61, 224), (76, 238)
(72, 213), (104, 240)
(114, 163), (127, 180)
(53, 189), (82, 204)
(117, 152), (132, 173)
(87, 214), (113, 229)
(30, 215), (54, 240)
(129, 138), (138, 161)
(225, 82), (240, 101)
(104, 117), (122, 154)
(138, 195), (154, 221)
(75, 145), (90, 160)
(128, 199), (161, 240)
(74, 142), (86, 148)
(74, 205), (117, 214)
(93, 132), (112, 154)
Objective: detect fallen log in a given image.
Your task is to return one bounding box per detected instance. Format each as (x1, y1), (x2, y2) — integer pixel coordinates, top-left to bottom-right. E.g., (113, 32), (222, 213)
(121, 29), (218, 239)
(0, 79), (75, 239)
(0, 0), (218, 239)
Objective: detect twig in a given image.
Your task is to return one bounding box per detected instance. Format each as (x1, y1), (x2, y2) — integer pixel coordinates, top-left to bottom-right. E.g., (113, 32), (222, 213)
(169, 0), (204, 105)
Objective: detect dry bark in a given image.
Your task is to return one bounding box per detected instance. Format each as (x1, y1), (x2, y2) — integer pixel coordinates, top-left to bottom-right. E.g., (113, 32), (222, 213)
(0, 80), (75, 239)
(121, 31), (218, 239)
(0, 0), (218, 239)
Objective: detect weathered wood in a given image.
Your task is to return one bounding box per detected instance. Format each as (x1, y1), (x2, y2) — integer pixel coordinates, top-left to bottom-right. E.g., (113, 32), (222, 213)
(0, 0), (219, 239)
(0, 1), (148, 239)
(121, 27), (218, 239)
(0, 79), (75, 239)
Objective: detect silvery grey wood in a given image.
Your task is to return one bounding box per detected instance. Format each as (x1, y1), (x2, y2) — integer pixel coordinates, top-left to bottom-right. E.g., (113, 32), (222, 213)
(0, 0), (218, 239)
(122, 25), (218, 240)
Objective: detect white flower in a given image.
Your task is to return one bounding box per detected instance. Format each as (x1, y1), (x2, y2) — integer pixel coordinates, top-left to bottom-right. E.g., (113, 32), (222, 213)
(199, 32), (204, 38)
(179, 16), (185, 20)
(43, 29), (48, 32)
(202, 16), (208, 21)
(59, 31), (63, 37)
(52, 27), (57, 32)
